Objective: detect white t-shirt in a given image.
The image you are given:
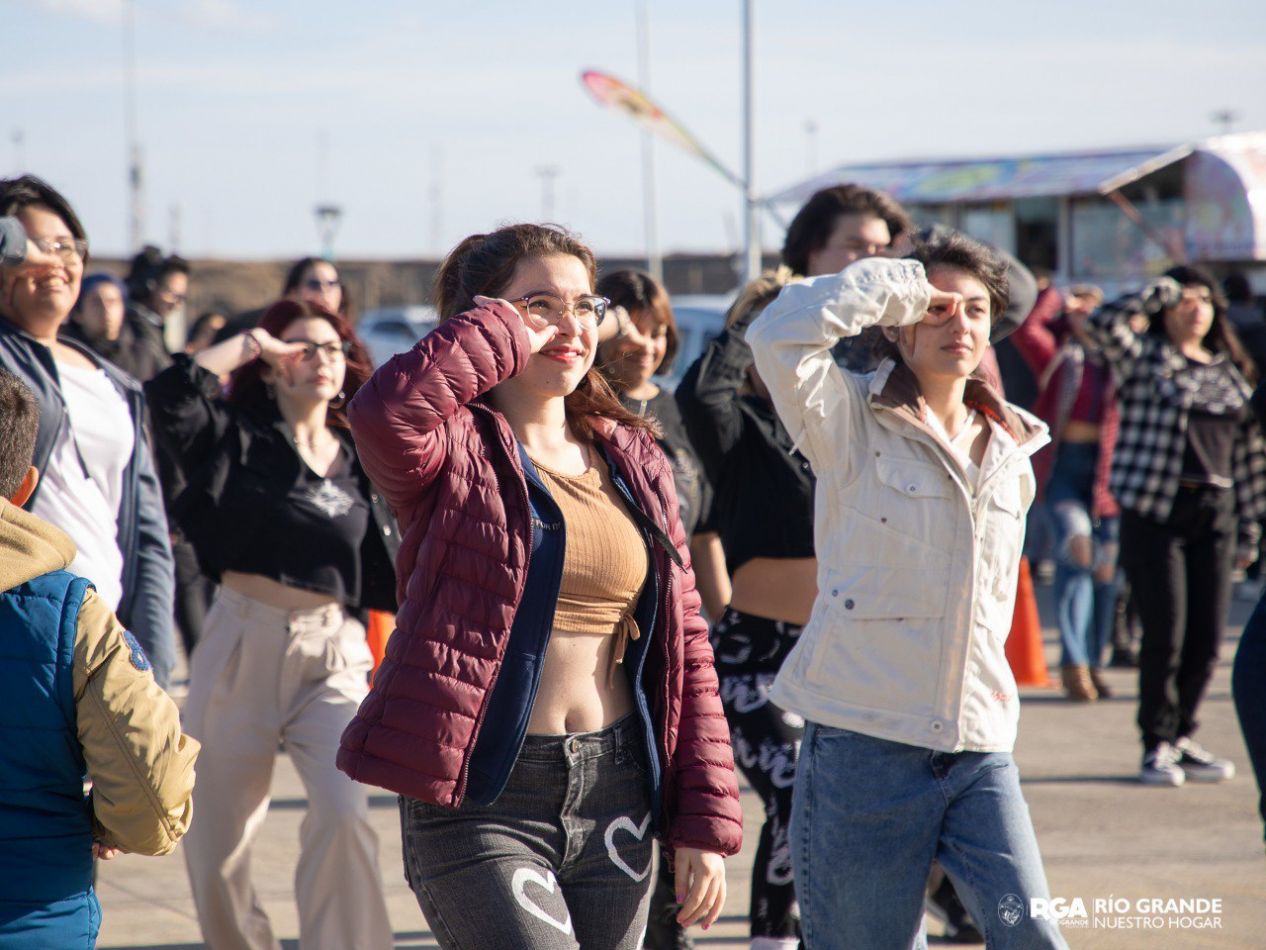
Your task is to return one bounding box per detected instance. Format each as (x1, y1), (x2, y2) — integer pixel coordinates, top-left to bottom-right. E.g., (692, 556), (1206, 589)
(31, 361), (135, 610)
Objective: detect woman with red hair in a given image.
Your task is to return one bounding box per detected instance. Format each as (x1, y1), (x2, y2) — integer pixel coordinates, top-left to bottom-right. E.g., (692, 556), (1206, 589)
(145, 299), (398, 950)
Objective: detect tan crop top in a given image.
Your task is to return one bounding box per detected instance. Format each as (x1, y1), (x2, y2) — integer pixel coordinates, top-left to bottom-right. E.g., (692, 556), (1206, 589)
(532, 450), (649, 681)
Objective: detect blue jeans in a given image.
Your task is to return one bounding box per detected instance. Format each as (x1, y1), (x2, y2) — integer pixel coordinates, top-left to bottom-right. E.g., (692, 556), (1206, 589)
(1047, 442), (1120, 668)
(790, 724), (1066, 950)
(1233, 594), (1266, 843)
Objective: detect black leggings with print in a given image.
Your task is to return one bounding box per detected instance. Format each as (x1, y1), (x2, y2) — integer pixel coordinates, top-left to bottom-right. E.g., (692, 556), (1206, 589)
(711, 608), (804, 941)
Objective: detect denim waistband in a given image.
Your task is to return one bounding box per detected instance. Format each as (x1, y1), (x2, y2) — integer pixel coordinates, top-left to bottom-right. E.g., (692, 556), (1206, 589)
(516, 714), (642, 763)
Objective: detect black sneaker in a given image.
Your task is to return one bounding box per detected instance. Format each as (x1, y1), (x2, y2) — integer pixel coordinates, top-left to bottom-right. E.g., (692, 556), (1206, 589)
(925, 877), (983, 944)
(1109, 645), (1138, 668)
(1175, 737), (1236, 783)
(1139, 742), (1185, 786)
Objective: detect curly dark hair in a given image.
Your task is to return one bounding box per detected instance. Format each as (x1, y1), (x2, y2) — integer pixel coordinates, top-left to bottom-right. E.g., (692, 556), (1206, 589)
(781, 183), (912, 276)
(226, 299), (373, 429)
(867, 230), (1010, 367)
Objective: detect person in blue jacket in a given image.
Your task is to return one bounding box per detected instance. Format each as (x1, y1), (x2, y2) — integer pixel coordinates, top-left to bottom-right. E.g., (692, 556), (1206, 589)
(0, 367), (199, 949)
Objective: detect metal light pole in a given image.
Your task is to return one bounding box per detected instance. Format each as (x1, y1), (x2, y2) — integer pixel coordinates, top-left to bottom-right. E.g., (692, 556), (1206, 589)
(124, 0), (144, 251)
(804, 119), (818, 176)
(315, 205), (342, 261)
(536, 166), (561, 221)
(741, 0), (761, 282)
(635, 0), (663, 282)
(429, 144), (444, 256)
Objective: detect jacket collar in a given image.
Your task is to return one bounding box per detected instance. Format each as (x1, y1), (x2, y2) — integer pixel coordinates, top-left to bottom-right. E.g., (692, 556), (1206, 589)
(0, 314), (142, 394)
(868, 357), (1047, 449)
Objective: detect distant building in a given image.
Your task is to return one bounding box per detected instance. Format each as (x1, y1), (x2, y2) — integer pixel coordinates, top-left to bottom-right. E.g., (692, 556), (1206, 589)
(768, 132), (1266, 294)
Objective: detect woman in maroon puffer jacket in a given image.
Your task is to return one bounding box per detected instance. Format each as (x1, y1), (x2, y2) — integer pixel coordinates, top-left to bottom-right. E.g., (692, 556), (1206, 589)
(338, 224), (742, 948)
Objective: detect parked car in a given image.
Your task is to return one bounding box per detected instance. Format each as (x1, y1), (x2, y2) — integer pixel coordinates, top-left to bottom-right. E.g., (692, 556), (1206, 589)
(357, 306), (437, 367)
(659, 293), (733, 391)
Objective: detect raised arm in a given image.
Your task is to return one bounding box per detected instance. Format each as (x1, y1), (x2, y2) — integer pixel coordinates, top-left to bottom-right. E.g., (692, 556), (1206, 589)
(675, 309), (760, 487)
(1084, 277), (1179, 377)
(745, 258), (934, 481)
(144, 330), (302, 476)
(348, 300), (544, 511)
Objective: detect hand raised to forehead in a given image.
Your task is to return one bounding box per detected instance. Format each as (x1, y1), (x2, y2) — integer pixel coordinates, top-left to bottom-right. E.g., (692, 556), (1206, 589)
(922, 289), (965, 327)
(474, 294), (557, 354)
(250, 330), (308, 370)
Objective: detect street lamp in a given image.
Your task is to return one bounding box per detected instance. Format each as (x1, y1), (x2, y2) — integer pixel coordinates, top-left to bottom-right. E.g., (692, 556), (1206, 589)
(1210, 109), (1239, 136)
(314, 204), (343, 261)
(740, 0), (760, 282)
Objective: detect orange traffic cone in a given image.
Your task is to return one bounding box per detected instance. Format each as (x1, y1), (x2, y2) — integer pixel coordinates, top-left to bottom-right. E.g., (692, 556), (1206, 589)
(366, 609), (395, 684)
(1005, 557), (1054, 687)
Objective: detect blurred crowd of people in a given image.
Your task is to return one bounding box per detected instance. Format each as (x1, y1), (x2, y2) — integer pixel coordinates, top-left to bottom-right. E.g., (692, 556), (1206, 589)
(2, 168), (1265, 950)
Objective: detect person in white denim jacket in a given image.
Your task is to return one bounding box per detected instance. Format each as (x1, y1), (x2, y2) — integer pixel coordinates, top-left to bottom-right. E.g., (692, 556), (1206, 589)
(747, 232), (1065, 949)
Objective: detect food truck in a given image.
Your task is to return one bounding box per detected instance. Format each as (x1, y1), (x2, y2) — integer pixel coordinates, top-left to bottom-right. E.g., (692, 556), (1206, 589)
(768, 132), (1266, 295)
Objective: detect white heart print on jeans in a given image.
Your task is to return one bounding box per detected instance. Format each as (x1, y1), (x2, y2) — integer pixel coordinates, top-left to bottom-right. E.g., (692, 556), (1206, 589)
(604, 812), (653, 882)
(511, 867), (573, 935)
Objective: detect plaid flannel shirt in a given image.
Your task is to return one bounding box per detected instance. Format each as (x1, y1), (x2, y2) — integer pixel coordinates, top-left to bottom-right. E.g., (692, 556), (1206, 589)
(1085, 292), (1266, 552)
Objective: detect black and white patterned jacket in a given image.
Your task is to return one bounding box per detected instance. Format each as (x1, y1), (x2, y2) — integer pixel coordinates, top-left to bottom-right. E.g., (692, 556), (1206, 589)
(1085, 290), (1266, 552)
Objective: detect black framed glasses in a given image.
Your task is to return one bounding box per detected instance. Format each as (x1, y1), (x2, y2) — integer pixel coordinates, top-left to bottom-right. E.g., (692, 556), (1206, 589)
(291, 339), (352, 361)
(303, 277), (341, 292)
(512, 292), (609, 329)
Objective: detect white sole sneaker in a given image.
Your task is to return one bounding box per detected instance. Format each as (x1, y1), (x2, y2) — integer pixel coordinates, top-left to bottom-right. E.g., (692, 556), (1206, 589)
(1180, 762), (1236, 783)
(1139, 767), (1185, 787)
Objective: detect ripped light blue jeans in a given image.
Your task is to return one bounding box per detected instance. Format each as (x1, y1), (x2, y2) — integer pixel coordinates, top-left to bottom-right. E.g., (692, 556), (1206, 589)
(1047, 442), (1120, 668)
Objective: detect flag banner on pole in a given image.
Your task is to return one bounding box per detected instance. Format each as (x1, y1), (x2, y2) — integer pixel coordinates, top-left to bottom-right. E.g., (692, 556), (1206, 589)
(580, 69), (744, 189)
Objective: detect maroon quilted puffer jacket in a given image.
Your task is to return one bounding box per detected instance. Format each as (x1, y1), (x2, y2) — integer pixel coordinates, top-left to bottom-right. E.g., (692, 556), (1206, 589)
(337, 301), (743, 856)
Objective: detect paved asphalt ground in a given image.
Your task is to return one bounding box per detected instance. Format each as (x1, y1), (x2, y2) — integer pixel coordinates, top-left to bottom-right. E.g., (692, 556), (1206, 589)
(95, 586), (1266, 949)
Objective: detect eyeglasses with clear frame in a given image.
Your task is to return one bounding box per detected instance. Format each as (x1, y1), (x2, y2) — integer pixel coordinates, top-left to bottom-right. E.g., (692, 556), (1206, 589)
(512, 292), (609, 329)
(31, 236), (88, 264)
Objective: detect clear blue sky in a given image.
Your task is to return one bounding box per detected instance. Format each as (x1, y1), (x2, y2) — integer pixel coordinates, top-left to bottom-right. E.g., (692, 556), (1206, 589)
(6, 0), (1265, 261)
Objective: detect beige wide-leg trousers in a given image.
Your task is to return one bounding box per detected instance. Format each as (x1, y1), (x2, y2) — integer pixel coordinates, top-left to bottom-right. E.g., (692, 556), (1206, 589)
(182, 587), (392, 950)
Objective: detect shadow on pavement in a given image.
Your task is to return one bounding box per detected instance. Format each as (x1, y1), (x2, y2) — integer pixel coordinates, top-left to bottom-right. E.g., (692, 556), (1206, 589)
(1020, 773), (1140, 785)
(268, 793), (397, 811)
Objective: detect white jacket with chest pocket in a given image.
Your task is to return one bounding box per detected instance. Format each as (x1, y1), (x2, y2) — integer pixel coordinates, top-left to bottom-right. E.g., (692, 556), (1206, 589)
(747, 258), (1049, 753)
